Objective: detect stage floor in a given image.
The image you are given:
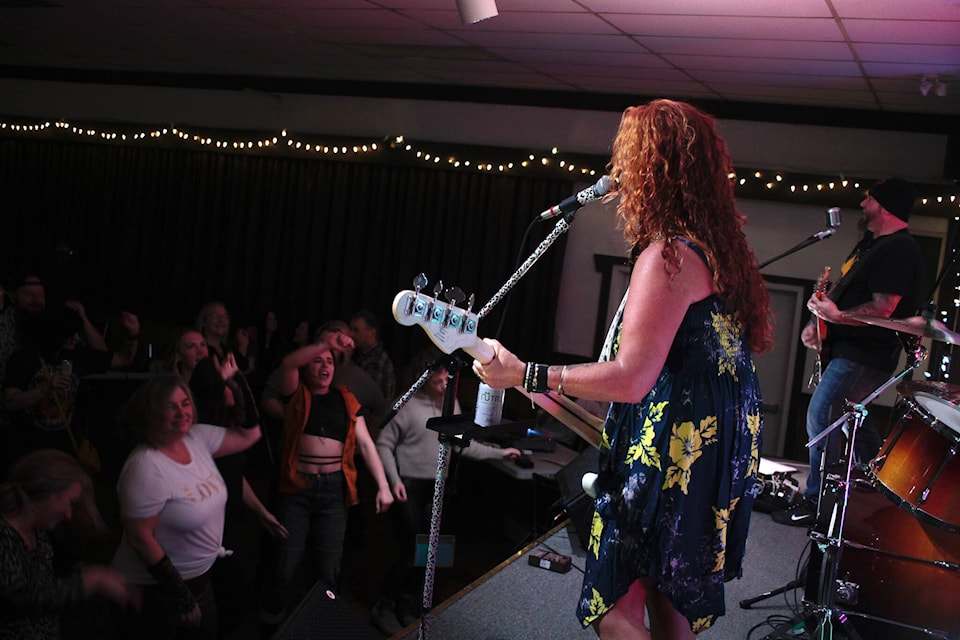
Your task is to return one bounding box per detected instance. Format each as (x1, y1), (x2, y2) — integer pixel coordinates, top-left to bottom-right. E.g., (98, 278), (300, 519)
(396, 513), (812, 640)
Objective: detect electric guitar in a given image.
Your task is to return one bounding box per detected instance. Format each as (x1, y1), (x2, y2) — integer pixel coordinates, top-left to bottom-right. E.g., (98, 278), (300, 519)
(392, 282), (604, 449)
(808, 266), (831, 388)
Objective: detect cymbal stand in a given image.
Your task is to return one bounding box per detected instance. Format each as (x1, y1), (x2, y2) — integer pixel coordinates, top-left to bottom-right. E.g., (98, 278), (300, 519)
(805, 347), (924, 453)
(758, 349), (926, 639)
(757, 404), (867, 640)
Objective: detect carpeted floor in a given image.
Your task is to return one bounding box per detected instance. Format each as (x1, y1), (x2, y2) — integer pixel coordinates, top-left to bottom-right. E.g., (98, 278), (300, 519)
(395, 509), (813, 640)
(390, 456), (960, 640)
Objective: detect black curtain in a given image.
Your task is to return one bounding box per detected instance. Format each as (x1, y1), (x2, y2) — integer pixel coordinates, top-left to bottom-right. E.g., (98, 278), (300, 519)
(1, 137), (574, 369)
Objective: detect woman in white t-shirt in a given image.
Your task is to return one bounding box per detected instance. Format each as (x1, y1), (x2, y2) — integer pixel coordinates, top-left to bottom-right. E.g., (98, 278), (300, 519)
(111, 374), (261, 639)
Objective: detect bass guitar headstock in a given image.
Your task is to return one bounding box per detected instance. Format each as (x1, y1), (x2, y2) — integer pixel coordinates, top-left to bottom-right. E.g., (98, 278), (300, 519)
(392, 273), (481, 356)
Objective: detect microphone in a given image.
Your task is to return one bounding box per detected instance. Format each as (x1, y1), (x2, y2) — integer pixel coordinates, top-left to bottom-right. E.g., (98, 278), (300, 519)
(539, 175), (614, 221)
(825, 207), (841, 228)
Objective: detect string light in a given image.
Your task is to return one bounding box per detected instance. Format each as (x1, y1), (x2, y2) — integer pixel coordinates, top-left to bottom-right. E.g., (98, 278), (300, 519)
(2, 116), (959, 208)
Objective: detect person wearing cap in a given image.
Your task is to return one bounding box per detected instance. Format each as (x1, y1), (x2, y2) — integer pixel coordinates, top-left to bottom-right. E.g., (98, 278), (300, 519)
(773, 177), (925, 527)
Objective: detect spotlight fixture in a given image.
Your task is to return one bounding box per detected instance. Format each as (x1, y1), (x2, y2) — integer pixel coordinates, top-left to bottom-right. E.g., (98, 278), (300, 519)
(456, 0), (498, 24)
(920, 74), (948, 97)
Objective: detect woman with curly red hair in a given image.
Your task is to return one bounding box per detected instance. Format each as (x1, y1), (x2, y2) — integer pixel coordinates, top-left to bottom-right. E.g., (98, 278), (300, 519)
(474, 99), (773, 639)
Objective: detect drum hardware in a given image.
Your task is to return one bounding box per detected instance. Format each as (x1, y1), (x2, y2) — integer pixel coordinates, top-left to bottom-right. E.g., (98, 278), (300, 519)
(833, 579), (858, 606)
(869, 394), (960, 532)
(895, 379), (960, 401)
(757, 353), (928, 640)
(842, 311), (960, 345)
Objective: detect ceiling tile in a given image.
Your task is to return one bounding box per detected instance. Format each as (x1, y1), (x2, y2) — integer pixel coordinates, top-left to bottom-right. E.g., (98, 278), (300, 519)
(832, 0), (960, 21)
(581, 0), (833, 17)
(639, 37), (855, 60)
(843, 19), (960, 46)
(605, 14), (843, 41)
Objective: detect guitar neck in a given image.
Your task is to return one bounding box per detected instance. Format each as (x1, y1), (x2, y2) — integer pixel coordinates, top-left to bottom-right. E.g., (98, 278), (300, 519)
(392, 289), (603, 449)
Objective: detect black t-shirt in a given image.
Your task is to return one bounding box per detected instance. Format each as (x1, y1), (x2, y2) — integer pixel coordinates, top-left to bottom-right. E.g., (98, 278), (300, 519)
(826, 229), (925, 371)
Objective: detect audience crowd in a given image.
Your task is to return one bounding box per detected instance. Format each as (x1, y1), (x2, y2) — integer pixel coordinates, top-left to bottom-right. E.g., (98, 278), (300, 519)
(0, 269), (517, 639)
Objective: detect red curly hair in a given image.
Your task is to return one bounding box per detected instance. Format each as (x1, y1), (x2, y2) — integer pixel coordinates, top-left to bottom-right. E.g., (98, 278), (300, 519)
(607, 99), (773, 353)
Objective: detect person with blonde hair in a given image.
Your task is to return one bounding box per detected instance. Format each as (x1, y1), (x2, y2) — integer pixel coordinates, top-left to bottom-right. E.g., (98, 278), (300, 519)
(0, 449), (136, 639)
(474, 99), (773, 639)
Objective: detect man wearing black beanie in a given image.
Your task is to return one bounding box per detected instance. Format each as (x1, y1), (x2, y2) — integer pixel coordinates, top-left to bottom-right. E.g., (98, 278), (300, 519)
(773, 177), (925, 527)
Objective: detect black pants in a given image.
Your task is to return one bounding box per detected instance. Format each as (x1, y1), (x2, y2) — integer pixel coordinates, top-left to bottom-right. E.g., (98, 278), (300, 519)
(116, 571), (218, 640)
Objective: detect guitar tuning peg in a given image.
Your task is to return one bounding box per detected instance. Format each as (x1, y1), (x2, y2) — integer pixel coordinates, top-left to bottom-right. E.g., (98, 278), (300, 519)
(445, 286), (465, 308)
(433, 281), (443, 299)
(465, 293), (475, 314)
(441, 286), (466, 330)
(405, 273), (430, 316)
(413, 273), (428, 295)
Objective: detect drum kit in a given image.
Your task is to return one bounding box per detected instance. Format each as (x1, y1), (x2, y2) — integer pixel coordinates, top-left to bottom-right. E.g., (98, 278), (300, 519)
(767, 311), (960, 640)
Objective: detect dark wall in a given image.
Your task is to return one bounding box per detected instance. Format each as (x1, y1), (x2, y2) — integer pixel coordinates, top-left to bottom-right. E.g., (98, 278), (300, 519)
(1, 136), (573, 369)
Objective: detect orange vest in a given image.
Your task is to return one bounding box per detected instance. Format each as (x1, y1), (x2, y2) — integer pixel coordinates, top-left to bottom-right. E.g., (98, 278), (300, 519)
(278, 384), (361, 506)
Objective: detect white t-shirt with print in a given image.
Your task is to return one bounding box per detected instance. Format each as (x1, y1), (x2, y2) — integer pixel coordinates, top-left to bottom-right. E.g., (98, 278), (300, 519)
(111, 423), (227, 583)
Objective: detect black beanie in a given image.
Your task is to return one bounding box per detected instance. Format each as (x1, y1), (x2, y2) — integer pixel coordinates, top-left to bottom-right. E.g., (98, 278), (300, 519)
(868, 177), (915, 222)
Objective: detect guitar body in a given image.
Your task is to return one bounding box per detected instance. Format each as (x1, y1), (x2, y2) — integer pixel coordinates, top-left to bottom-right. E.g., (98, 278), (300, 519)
(392, 289), (604, 449)
(809, 267), (831, 387)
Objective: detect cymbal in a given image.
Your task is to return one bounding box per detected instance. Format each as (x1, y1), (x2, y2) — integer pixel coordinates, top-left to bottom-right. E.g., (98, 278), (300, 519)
(842, 313), (960, 345)
(896, 379), (960, 399)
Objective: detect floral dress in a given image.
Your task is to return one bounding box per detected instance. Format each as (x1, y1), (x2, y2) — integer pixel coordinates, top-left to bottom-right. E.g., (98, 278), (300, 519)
(577, 243), (763, 633)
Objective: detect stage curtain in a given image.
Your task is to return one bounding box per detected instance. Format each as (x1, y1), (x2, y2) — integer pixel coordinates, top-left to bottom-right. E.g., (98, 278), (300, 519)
(0, 137), (573, 367)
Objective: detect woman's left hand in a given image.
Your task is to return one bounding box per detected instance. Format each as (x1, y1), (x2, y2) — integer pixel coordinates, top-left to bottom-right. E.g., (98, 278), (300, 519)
(215, 353), (239, 381)
(258, 511), (290, 539)
(471, 338), (524, 389)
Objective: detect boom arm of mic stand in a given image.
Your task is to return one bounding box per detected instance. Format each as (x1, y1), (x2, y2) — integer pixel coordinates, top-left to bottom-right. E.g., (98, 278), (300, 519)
(758, 228), (835, 269)
(476, 215), (574, 320)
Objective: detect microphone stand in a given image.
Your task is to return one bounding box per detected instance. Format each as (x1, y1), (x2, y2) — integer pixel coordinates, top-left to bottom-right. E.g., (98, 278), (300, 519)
(738, 221), (840, 612)
(389, 206), (590, 639)
(476, 209), (581, 321)
(417, 353), (464, 640)
(758, 227), (837, 269)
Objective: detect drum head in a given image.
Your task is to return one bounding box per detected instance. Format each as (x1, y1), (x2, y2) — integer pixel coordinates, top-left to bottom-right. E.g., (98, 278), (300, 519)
(913, 392), (960, 439)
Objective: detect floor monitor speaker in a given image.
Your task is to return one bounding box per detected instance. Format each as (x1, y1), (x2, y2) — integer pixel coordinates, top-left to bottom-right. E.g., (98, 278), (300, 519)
(271, 581), (382, 640)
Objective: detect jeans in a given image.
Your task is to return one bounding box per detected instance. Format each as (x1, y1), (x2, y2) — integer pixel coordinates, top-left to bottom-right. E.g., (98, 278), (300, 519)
(260, 471), (348, 621)
(804, 357), (889, 501)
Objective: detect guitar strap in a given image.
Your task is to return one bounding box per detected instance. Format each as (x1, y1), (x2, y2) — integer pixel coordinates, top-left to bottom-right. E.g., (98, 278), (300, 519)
(816, 230), (921, 365)
(825, 232), (902, 304)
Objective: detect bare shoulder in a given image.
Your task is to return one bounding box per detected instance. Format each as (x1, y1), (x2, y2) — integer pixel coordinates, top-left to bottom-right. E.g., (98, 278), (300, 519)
(633, 239), (713, 301)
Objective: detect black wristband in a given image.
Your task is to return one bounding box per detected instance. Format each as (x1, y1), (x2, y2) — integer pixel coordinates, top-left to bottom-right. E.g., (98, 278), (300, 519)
(146, 554), (197, 615)
(523, 362), (549, 394)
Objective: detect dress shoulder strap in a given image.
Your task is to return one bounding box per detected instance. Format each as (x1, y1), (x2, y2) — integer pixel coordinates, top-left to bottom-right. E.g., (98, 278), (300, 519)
(672, 237), (712, 272)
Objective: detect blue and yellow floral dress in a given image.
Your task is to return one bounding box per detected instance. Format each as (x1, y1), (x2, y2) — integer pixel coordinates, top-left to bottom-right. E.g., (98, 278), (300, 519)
(577, 241), (763, 633)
